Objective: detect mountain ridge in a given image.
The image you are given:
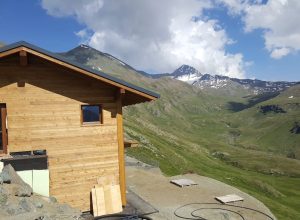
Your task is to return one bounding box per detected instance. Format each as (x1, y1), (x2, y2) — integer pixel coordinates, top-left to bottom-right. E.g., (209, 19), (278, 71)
(61, 44), (137, 71)
(140, 64), (298, 94)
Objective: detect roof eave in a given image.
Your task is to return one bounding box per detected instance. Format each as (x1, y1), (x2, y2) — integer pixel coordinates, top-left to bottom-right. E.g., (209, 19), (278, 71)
(0, 41), (160, 101)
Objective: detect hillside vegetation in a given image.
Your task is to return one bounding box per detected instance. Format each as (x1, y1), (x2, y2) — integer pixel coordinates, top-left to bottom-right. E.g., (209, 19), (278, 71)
(63, 45), (300, 220)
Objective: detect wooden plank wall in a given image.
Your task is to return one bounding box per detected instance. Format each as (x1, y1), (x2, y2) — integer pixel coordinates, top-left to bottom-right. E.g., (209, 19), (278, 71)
(0, 54), (120, 211)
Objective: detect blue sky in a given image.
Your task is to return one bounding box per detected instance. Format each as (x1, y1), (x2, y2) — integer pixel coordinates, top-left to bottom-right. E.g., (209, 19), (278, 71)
(203, 5), (300, 81)
(0, 0), (81, 52)
(0, 0), (299, 81)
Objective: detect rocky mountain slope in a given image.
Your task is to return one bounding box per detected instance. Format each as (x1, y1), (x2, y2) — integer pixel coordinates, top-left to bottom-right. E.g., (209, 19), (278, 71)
(62, 44), (300, 220)
(62, 44), (299, 95)
(141, 64), (298, 95)
(140, 64), (202, 83)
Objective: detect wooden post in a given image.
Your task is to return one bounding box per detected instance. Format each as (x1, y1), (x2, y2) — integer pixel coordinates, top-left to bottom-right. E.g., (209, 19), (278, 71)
(1, 106), (8, 154)
(19, 50), (28, 66)
(116, 88), (126, 206)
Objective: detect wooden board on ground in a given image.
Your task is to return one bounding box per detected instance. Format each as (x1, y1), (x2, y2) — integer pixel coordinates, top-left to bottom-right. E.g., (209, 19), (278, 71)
(170, 179), (197, 187)
(92, 184), (122, 217)
(215, 194), (244, 203)
(91, 188), (97, 216)
(111, 185), (122, 213)
(103, 184), (123, 214)
(91, 187), (106, 217)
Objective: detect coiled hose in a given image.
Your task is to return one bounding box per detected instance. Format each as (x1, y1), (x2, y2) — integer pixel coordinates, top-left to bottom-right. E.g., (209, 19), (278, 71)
(94, 213), (153, 220)
(174, 202), (275, 220)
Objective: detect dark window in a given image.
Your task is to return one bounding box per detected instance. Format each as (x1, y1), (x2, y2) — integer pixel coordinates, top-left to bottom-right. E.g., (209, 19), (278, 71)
(81, 105), (102, 124)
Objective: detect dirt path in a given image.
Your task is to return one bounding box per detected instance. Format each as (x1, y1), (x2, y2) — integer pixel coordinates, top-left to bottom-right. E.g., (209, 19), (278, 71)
(126, 157), (276, 220)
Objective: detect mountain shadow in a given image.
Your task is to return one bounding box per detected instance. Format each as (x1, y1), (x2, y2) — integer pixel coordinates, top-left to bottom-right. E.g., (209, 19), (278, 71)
(259, 105), (286, 114)
(227, 92), (280, 112)
(290, 122), (300, 134)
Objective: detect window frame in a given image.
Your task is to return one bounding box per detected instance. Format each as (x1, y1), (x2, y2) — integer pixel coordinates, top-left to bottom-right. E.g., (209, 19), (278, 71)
(80, 104), (103, 126)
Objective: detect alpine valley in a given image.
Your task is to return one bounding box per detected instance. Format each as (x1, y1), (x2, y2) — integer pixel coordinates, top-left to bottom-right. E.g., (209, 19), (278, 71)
(61, 44), (300, 220)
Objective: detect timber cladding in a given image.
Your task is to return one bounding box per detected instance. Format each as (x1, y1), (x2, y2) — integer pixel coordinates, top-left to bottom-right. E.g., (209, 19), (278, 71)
(0, 53), (120, 211)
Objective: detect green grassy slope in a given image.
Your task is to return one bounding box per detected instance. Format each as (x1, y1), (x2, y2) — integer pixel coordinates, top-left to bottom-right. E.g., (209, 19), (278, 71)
(230, 85), (300, 157)
(62, 47), (300, 220)
(126, 83), (299, 218)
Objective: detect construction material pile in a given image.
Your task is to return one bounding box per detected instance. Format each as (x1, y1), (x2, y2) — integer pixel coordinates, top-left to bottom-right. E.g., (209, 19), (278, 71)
(91, 175), (123, 217)
(0, 164), (83, 220)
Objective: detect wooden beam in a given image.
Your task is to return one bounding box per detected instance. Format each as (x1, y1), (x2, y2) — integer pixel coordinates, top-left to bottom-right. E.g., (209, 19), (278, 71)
(124, 140), (139, 148)
(120, 88), (125, 94)
(19, 50), (28, 66)
(1, 106), (8, 154)
(0, 47), (24, 58)
(17, 81), (25, 87)
(115, 88), (126, 100)
(116, 89), (126, 206)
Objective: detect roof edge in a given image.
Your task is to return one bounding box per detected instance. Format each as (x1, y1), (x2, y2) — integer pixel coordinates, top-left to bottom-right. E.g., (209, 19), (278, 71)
(0, 41), (160, 99)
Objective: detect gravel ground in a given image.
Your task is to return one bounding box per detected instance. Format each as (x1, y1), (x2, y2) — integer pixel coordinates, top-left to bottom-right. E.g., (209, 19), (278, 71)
(0, 158), (277, 220)
(126, 156), (276, 220)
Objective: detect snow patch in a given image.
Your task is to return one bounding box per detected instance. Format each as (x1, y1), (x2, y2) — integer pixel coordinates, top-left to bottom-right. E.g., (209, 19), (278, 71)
(176, 73), (201, 84)
(91, 66), (102, 71)
(80, 44), (90, 49)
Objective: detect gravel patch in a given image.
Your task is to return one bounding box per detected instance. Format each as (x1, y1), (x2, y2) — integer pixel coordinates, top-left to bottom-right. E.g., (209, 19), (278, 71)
(126, 157), (276, 220)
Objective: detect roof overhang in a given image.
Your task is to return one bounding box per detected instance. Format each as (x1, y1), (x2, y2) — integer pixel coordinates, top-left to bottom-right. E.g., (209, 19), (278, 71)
(0, 41), (160, 106)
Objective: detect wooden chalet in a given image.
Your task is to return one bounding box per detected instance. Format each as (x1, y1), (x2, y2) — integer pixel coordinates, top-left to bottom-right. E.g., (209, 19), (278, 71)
(0, 41), (159, 211)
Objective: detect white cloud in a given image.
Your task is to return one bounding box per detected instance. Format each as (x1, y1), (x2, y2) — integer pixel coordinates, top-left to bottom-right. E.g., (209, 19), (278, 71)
(219, 0), (300, 59)
(75, 29), (92, 44)
(41, 0), (246, 78)
(270, 47), (291, 59)
(216, 0), (249, 15)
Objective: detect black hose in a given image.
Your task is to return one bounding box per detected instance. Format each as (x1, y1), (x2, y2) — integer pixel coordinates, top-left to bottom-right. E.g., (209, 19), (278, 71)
(94, 213), (153, 220)
(191, 207), (245, 220)
(174, 202), (275, 220)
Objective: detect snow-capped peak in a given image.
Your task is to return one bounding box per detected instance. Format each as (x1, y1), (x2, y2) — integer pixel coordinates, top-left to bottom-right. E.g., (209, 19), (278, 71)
(80, 44), (91, 49)
(172, 65), (202, 84)
(164, 65), (298, 94)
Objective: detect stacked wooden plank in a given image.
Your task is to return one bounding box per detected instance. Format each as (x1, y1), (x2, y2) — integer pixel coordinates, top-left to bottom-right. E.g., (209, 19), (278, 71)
(92, 176), (123, 217)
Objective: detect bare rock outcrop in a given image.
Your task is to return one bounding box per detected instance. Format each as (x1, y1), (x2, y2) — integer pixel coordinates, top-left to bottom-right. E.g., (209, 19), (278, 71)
(0, 164), (84, 220)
